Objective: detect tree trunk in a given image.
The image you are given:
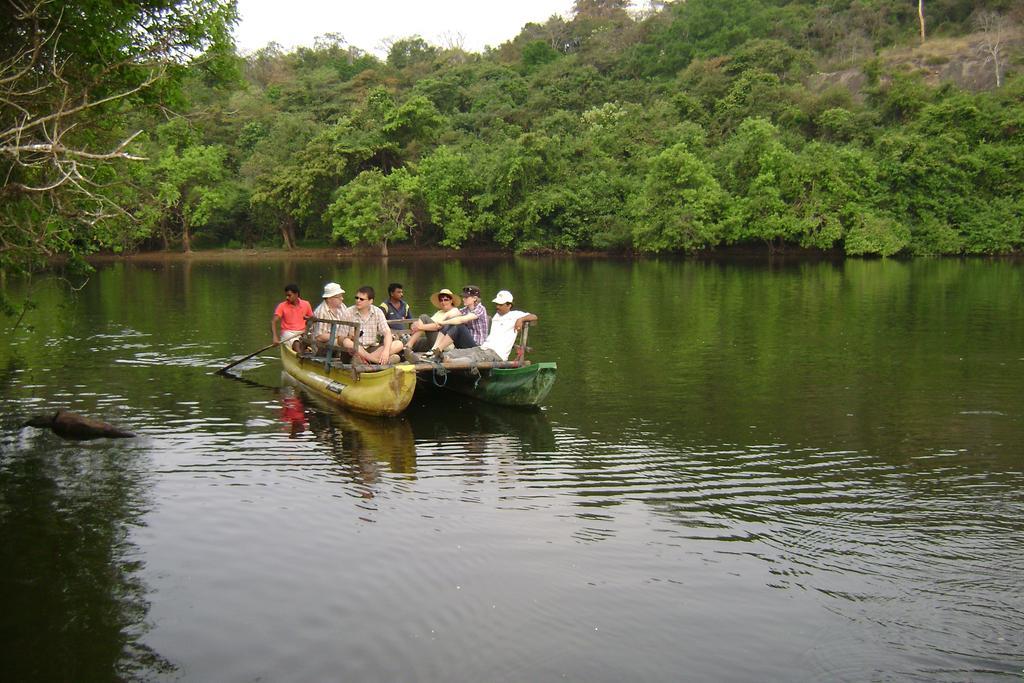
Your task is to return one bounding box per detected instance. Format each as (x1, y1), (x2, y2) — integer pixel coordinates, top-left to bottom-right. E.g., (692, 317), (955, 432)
(280, 216), (297, 250)
(182, 218), (192, 253)
(918, 0), (926, 44)
(380, 239), (389, 257)
(287, 219), (297, 249)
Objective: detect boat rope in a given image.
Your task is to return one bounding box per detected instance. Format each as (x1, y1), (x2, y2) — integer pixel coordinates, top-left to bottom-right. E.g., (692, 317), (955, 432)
(431, 357), (448, 387)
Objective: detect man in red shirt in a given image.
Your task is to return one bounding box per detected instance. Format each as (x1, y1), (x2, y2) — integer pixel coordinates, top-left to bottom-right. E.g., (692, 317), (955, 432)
(272, 283), (313, 347)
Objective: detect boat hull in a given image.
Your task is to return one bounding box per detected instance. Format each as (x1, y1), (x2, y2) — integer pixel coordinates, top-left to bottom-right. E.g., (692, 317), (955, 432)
(419, 362), (557, 407)
(280, 345), (417, 416)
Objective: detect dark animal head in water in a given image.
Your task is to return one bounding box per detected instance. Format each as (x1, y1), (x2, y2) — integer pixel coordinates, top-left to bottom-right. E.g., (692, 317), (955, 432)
(23, 412), (58, 428)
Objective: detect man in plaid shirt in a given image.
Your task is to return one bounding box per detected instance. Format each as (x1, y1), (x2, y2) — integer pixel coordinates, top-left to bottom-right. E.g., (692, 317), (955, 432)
(341, 285), (405, 365)
(419, 284), (489, 356)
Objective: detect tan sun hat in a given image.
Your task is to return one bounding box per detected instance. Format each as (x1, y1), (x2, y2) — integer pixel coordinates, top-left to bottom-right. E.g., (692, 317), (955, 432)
(321, 282), (345, 299)
(430, 288), (462, 309)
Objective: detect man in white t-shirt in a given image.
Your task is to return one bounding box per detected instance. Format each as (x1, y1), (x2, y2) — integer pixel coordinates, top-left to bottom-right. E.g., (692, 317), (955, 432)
(440, 290), (537, 364)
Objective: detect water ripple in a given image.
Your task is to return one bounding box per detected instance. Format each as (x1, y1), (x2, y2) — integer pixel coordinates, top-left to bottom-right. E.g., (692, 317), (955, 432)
(3, 347), (1023, 681)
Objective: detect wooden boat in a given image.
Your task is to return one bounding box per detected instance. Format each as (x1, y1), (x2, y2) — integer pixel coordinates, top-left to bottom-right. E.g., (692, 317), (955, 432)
(407, 322), (556, 408)
(287, 316), (554, 412)
(279, 342), (417, 417)
(415, 359), (557, 408)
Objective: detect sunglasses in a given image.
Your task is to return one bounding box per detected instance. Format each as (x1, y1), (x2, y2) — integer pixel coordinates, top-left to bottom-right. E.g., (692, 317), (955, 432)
(355, 296), (368, 301)
(439, 296), (452, 301)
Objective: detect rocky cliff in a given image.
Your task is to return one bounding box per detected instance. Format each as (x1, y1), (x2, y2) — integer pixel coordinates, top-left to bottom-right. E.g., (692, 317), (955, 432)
(808, 28), (1022, 96)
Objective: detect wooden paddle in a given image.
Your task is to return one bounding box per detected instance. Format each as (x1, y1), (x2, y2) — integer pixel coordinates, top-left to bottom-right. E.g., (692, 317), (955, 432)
(216, 342), (276, 375)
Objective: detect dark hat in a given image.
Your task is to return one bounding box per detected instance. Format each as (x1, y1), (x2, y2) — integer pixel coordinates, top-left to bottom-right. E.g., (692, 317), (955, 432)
(462, 285), (481, 297)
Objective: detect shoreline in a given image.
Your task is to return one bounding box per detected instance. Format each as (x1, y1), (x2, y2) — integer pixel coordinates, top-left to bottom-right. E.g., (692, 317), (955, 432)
(84, 244), (847, 263)
(81, 245), (1021, 264)
(85, 245), (570, 263)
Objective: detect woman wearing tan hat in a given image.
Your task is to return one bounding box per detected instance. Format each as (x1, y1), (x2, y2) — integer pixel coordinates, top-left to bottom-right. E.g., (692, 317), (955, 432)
(312, 282), (351, 346)
(403, 288), (462, 353)
(417, 284), (488, 357)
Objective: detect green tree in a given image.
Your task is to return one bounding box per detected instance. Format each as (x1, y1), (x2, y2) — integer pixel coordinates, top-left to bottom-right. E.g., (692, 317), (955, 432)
(522, 41), (561, 73)
(0, 0), (237, 275)
(843, 212), (910, 256)
(727, 39), (814, 80)
(325, 169), (418, 256)
(243, 113), (320, 248)
(786, 143), (884, 251)
(381, 95), (446, 155)
(473, 133), (565, 248)
(288, 119), (383, 239)
(960, 196), (1023, 254)
(417, 147), (480, 248)
(717, 118), (812, 249)
(386, 37), (439, 70)
(632, 143), (726, 252)
(151, 142), (230, 252)
(10, 0), (1021, 262)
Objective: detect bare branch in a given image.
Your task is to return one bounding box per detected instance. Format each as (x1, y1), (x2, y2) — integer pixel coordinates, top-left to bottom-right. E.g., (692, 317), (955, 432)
(1, 0), (237, 274)
(1, 67), (164, 145)
(1, 130), (148, 163)
(973, 11), (1010, 88)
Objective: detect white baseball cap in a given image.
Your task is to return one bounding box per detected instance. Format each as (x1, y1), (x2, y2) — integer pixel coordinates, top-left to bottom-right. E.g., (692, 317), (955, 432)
(492, 290), (514, 304)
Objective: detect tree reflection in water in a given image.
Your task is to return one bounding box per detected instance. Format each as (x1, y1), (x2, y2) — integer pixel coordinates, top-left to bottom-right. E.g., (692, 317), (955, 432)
(0, 425), (172, 680)
(282, 375), (556, 500)
(284, 378), (416, 499)
(405, 394), (557, 456)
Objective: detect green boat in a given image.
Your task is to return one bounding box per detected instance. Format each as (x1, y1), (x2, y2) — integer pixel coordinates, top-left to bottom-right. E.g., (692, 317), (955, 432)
(416, 360), (557, 408)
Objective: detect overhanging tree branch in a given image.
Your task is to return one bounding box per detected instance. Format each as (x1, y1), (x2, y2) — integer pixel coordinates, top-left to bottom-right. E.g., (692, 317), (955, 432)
(0, 0), (239, 275)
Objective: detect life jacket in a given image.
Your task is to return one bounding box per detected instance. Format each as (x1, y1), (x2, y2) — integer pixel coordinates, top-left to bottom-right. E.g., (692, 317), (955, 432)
(381, 299), (410, 329)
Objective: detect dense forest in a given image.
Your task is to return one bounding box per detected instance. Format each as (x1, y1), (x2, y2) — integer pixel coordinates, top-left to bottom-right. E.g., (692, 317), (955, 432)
(2, 0), (1023, 279)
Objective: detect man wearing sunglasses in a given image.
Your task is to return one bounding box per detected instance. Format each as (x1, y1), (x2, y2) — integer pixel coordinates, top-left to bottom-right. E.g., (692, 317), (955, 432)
(340, 285), (404, 365)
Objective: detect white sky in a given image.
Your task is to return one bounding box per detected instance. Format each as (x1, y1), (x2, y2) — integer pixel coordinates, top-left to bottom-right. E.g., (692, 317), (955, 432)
(233, 0), (579, 56)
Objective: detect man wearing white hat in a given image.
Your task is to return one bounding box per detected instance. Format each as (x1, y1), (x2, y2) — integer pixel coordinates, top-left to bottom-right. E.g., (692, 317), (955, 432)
(422, 289), (537, 364)
(312, 282), (351, 346)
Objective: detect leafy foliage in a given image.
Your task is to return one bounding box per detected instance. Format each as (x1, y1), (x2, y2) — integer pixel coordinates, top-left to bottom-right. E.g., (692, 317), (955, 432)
(1, 0), (238, 274)
(5, 0), (1024, 272)
(325, 169), (417, 254)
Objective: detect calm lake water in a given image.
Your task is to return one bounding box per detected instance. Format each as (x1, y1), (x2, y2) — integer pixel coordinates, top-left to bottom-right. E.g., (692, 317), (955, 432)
(1, 256), (1022, 682)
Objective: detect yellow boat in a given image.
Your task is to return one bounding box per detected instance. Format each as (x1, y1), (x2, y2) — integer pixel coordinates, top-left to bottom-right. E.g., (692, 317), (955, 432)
(279, 342), (417, 417)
